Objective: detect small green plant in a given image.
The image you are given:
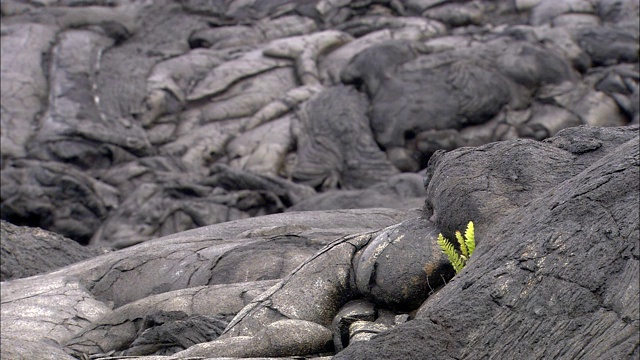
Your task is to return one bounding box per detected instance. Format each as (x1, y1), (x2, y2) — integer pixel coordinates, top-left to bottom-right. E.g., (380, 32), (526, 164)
(437, 221), (475, 274)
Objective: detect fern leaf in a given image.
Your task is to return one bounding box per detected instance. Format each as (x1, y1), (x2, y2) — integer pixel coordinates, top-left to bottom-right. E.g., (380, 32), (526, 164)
(437, 234), (464, 274)
(456, 231), (468, 258)
(465, 221), (475, 256)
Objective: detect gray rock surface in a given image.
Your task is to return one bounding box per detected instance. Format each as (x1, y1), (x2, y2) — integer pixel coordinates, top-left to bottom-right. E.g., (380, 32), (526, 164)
(175, 319), (333, 358)
(354, 217), (453, 311)
(2, 125), (638, 359)
(1, 208), (416, 359)
(2, 0), (637, 246)
(331, 299), (376, 352)
(0, 220), (108, 281)
(335, 125), (639, 359)
(424, 124), (639, 238)
(122, 311), (230, 356)
(291, 85), (399, 190)
(1, 159), (120, 244)
(1, 0), (639, 359)
(287, 173), (426, 212)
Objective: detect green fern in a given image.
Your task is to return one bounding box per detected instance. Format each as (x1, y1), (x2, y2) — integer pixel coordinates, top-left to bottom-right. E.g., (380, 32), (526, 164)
(455, 231), (468, 259)
(437, 233), (465, 273)
(437, 221), (475, 274)
(464, 221), (475, 255)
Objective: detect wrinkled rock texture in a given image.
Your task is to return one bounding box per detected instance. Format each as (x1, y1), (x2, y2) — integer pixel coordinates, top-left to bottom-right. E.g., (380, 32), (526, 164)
(336, 125), (640, 360)
(2, 208), (418, 359)
(1, 0), (637, 247)
(1, 0), (639, 359)
(0, 220), (109, 281)
(2, 125), (637, 359)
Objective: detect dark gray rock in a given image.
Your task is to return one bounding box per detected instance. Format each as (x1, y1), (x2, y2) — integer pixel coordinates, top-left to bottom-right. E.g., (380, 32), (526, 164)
(424, 125), (639, 239)
(189, 15), (317, 50)
(64, 280), (278, 357)
(175, 319), (333, 358)
(594, 0), (640, 24)
(122, 311), (230, 356)
(341, 35), (581, 170)
(2, 0), (636, 246)
(340, 40), (421, 98)
(332, 299), (376, 352)
(287, 173), (425, 212)
(425, 138), (575, 239)
(0, 220), (108, 281)
(28, 28), (152, 166)
(198, 214), (451, 358)
(422, 2), (485, 27)
(367, 57), (511, 146)
(1, 0), (639, 358)
(497, 39), (577, 88)
(1, 160), (119, 244)
(204, 163), (317, 206)
(219, 230), (376, 341)
(517, 103), (582, 140)
(336, 15), (445, 39)
(574, 25), (639, 66)
(90, 163), (317, 248)
(95, 1), (205, 129)
(0, 23), (57, 161)
(291, 85), (399, 190)
(529, 0), (596, 26)
(355, 217), (453, 311)
(1, 208), (415, 359)
(335, 125), (639, 360)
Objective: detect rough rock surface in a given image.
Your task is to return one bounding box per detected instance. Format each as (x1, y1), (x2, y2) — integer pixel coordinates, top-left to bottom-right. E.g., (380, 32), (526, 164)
(287, 173), (426, 212)
(291, 85), (399, 190)
(1, 0), (639, 359)
(335, 126), (639, 359)
(0, 220), (109, 281)
(1, 208), (417, 358)
(2, 125), (637, 359)
(1, 0), (637, 247)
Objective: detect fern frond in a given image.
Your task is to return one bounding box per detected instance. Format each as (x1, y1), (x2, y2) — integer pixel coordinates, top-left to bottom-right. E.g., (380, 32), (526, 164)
(456, 231), (468, 258)
(464, 221), (475, 256)
(437, 233), (465, 274)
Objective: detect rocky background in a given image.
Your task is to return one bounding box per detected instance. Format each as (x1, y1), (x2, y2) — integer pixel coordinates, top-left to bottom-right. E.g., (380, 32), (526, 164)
(1, 0), (638, 249)
(1, 0), (639, 359)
